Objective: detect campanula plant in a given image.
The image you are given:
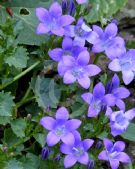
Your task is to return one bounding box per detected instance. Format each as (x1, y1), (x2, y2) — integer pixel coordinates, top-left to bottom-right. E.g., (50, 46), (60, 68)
(0, 0), (135, 169)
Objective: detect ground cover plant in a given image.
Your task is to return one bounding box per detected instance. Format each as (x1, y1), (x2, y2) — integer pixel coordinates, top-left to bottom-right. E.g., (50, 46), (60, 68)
(0, 0), (135, 168)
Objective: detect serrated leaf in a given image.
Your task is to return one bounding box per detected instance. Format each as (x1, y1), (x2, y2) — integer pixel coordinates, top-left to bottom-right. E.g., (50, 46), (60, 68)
(11, 118), (27, 138)
(3, 128), (19, 146)
(0, 0), (60, 45)
(122, 123), (135, 141)
(31, 76), (61, 109)
(34, 133), (46, 147)
(20, 153), (40, 169)
(5, 47), (28, 68)
(0, 92), (15, 116)
(0, 116), (11, 125)
(84, 0), (128, 23)
(5, 159), (23, 169)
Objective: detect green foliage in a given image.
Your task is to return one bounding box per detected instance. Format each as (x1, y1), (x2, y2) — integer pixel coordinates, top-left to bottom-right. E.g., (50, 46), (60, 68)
(0, 92), (14, 116)
(5, 159), (23, 169)
(84, 0), (128, 24)
(122, 123), (135, 141)
(31, 76), (61, 109)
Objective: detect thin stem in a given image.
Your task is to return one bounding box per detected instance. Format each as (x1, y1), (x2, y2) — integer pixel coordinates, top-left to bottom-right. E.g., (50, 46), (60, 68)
(0, 61), (40, 90)
(21, 85), (31, 103)
(16, 96), (35, 108)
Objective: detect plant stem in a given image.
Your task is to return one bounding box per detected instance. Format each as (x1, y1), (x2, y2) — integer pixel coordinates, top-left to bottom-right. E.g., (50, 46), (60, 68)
(0, 61), (40, 90)
(16, 96), (35, 108)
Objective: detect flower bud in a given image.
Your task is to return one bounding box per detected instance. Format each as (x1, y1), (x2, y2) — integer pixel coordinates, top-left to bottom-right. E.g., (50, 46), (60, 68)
(41, 147), (51, 160)
(3, 146), (8, 152)
(87, 160), (94, 169)
(62, 0), (75, 16)
(95, 141), (103, 149)
(54, 154), (61, 162)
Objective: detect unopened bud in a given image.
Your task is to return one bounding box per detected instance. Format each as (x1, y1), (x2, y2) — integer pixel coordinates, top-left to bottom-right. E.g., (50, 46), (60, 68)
(87, 160), (94, 169)
(41, 147), (51, 160)
(54, 154), (61, 162)
(95, 141), (103, 149)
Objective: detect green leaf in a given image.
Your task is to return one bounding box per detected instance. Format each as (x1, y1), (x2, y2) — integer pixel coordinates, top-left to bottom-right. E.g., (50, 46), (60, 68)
(84, 0), (128, 23)
(3, 128), (19, 146)
(122, 123), (135, 141)
(20, 153), (40, 169)
(5, 158), (23, 169)
(34, 133), (46, 147)
(11, 118), (27, 138)
(0, 116), (11, 125)
(0, 92), (15, 116)
(5, 47), (28, 68)
(31, 76), (61, 109)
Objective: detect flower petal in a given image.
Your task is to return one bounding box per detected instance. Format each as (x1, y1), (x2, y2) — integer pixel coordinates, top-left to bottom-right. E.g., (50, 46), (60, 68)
(73, 36), (85, 47)
(64, 25), (75, 37)
(62, 37), (73, 50)
(86, 64), (101, 76)
(87, 31), (99, 44)
(64, 70), (76, 84)
(60, 143), (72, 154)
(92, 25), (103, 37)
(47, 132), (60, 146)
(81, 93), (93, 104)
(77, 51), (90, 66)
(66, 119), (82, 131)
(112, 74), (120, 89)
(60, 15), (75, 27)
(56, 107), (69, 120)
(78, 152), (89, 165)
(117, 152), (131, 163)
(83, 139), (94, 151)
(36, 8), (49, 22)
(49, 2), (62, 17)
(78, 76), (90, 89)
(40, 117), (56, 130)
(93, 82), (105, 99)
(103, 94), (116, 106)
(51, 27), (64, 36)
(76, 0), (87, 4)
(113, 87), (130, 99)
(62, 132), (75, 145)
(109, 59), (121, 72)
(113, 141), (125, 152)
(125, 108), (135, 120)
(105, 23), (118, 38)
(98, 150), (109, 161)
(64, 155), (77, 168)
(36, 23), (49, 34)
(92, 43), (104, 53)
(103, 138), (113, 151)
(110, 159), (120, 169)
(88, 105), (99, 117)
(116, 99), (125, 110)
(58, 61), (69, 76)
(122, 70), (134, 85)
(111, 126), (123, 137)
(48, 48), (63, 62)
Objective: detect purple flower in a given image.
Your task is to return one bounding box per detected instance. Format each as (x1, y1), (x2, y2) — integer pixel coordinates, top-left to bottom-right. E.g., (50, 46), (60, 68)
(60, 131), (94, 168)
(109, 49), (135, 85)
(82, 82), (115, 117)
(91, 23), (126, 60)
(76, 0), (87, 4)
(48, 37), (86, 62)
(41, 147), (51, 160)
(40, 107), (81, 146)
(98, 139), (131, 169)
(58, 50), (101, 89)
(65, 17), (97, 46)
(87, 159), (94, 169)
(36, 2), (75, 36)
(108, 108), (135, 136)
(106, 74), (130, 110)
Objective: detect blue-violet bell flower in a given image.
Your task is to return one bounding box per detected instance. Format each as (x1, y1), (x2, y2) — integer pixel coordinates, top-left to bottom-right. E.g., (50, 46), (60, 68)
(60, 131), (94, 168)
(109, 49), (135, 85)
(82, 82), (115, 117)
(40, 107), (81, 146)
(106, 74), (130, 110)
(65, 17), (97, 46)
(36, 2), (75, 36)
(98, 139), (131, 169)
(91, 23), (126, 60)
(58, 50), (101, 89)
(107, 108), (135, 136)
(48, 37), (86, 62)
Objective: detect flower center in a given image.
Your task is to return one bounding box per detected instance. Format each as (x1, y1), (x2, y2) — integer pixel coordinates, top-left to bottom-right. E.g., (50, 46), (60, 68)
(72, 67), (84, 78)
(108, 151), (119, 159)
(55, 125), (66, 136)
(115, 113), (127, 126)
(72, 147), (84, 157)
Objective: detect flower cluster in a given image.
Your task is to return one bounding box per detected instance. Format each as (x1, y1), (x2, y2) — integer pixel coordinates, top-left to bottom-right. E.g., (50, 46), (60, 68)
(36, 1), (135, 169)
